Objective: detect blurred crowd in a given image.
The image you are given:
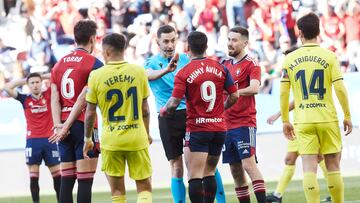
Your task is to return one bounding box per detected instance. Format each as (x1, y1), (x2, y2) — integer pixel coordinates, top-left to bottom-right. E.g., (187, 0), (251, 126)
(0, 0), (359, 97)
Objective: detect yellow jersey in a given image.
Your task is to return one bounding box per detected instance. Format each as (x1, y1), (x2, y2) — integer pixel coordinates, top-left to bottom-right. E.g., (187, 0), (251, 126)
(281, 44), (343, 124)
(86, 61), (150, 151)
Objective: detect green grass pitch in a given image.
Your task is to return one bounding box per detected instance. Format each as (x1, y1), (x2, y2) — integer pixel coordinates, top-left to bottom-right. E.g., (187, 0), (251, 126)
(1, 176), (359, 202)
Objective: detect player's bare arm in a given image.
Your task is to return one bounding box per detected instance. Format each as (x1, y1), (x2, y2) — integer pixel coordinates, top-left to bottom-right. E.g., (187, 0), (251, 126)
(49, 84), (63, 143)
(3, 78), (26, 98)
(83, 102), (97, 159)
(333, 80), (352, 135)
(146, 53), (179, 81)
(237, 79), (260, 96)
(267, 100), (295, 125)
(142, 98), (152, 144)
(160, 97), (181, 116)
(224, 91), (239, 109)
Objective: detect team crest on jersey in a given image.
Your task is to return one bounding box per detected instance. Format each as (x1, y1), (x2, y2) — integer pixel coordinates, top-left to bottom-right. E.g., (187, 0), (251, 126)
(42, 99), (46, 104)
(236, 68), (241, 76)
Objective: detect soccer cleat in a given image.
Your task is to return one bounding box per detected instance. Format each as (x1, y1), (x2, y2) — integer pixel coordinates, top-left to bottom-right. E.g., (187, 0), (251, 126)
(266, 193), (282, 203)
(320, 196), (332, 202)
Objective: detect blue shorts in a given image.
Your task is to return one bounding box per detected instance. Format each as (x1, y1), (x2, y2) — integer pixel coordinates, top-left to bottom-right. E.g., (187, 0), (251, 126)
(25, 138), (60, 166)
(185, 131), (225, 156)
(222, 127), (257, 164)
(58, 120), (100, 162)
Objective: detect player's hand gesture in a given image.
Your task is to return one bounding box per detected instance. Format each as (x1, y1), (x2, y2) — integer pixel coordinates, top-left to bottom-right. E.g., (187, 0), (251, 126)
(83, 138), (94, 160)
(166, 53), (179, 73)
(267, 113), (281, 125)
(343, 120), (352, 136)
(49, 124), (70, 143)
(283, 122), (295, 140)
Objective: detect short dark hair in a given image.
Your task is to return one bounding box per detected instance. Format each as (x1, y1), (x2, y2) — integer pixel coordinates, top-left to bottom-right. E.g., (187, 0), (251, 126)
(74, 20), (97, 45)
(296, 13), (320, 40)
(26, 72), (41, 82)
(187, 31), (207, 55)
(157, 25), (176, 38)
(229, 26), (249, 39)
(102, 33), (127, 53)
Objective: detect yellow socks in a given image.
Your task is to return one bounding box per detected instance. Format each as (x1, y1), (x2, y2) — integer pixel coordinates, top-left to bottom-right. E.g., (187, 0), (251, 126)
(137, 191), (152, 203)
(327, 171), (344, 203)
(303, 172), (320, 203)
(112, 195), (126, 203)
(275, 165), (296, 196)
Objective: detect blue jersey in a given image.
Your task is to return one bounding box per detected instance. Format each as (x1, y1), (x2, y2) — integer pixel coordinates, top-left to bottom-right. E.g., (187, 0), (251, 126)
(144, 53), (190, 112)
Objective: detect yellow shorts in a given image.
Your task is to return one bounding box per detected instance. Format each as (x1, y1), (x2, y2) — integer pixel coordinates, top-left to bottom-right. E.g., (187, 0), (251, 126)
(287, 138), (298, 152)
(295, 122), (342, 155)
(101, 148), (152, 180)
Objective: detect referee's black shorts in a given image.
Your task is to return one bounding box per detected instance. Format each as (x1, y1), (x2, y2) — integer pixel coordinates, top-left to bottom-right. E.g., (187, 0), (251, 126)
(158, 109), (186, 161)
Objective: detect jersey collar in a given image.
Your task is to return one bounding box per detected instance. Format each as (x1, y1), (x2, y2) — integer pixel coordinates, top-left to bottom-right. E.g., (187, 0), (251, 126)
(107, 61), (127, 66)
(191, 57), (206, 61)
(75, 47), (90, 53)
(231, 54), (248, 65)
(301, 43), (319, 47)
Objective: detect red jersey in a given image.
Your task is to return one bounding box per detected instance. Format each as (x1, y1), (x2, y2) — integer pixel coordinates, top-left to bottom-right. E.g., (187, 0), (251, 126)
(51, 48), (103, 122)
(172, 57), (237, 132)
(222, 55), (261, 129)
(16, 88), (53, 139)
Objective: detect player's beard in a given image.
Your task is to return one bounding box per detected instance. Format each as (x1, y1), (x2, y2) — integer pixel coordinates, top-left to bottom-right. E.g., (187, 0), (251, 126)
(228, 48), (241, 58)
(163, 49), (174, 58)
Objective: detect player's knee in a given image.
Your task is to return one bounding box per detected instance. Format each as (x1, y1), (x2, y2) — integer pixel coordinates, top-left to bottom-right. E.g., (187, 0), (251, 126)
(170, 158), (183, 178)
(285, 156), (296, 165)
(241, 157), (256, 172)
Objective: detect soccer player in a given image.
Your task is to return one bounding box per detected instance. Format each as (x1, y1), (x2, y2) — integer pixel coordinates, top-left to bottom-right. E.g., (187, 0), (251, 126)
(84, 33), (152, 203)
(160, 31), (238, 203)
(145, 25), (226, 202)
(50, 20), (103, 203)
(280, 13), (352, 203)
(265, 101), (331, 203)
(221, 26), (266, 203)
(3, 73), (61, 203)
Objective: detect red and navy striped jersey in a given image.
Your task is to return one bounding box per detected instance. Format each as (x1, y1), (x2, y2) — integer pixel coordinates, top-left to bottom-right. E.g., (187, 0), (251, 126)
(16, 88), (53, 139)
(172, 57), (237, 132)
(222, 55), (261, 129)
(51, 48), (103, 122)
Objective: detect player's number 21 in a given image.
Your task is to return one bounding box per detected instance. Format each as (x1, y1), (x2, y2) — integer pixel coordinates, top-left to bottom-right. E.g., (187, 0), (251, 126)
(106, 87), (139, 122)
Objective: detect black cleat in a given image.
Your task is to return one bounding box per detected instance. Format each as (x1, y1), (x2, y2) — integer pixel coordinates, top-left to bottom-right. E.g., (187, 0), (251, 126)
(320, 196), (332, 202)
(266, 193), (282, 203)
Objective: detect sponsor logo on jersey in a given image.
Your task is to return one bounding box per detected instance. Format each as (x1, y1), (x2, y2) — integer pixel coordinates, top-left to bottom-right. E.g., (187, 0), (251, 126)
(299, 103), (327, 110)
(195, 117), (223, 124)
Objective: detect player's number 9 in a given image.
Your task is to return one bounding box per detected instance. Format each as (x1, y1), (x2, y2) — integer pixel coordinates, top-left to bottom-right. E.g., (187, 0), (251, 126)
(200, 81), (216, 112)
(61, 69), (75, 99)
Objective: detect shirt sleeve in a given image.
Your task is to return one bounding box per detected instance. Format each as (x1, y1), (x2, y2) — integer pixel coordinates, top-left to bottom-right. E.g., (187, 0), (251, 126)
(15, 92), (27, 108)
(250, 64), (261, 82)
(144, 57), (154, 70)
(141, 68), (150, 99)
(280, 58), (290, 83)
(172, 70), (186, 99)
(85, 71), (98, 104)
(330, 55), (343, 83)
(223, 66), (237, 94)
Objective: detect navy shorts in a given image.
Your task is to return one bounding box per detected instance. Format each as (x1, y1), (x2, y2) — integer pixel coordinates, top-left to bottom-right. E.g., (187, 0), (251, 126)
(58, 120), (100, 162)
(222, 127), (257, 164)
(25, 138), (60, 166)
(185, 131), (226, 156)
